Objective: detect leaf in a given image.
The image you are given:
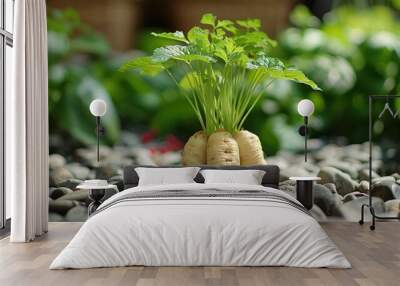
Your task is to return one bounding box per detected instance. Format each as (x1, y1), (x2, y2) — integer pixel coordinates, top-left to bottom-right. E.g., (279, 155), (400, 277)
(214, 47), (229, 63)
(152, 45), (188, 62)
(151, 31), (189, 44)
(119, 56), (165, 76)
(236, 18), (261, 30)
(177, 54), (216, 63)
(247, 53), (320, 90)
(152, 45), (214, 64)
(187, 26), (210, 50)
(201, 13), (217, 27)
(266, 68), (321, 91)
(235, 31), (276, 49)
(216, 20), (238, 34)
(246, 54), (285, 70)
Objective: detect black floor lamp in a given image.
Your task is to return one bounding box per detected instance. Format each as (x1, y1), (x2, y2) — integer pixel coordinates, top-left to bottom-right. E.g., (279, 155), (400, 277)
(359, 95), (400, 230)
(297, 99), (315, 162)
(89, 99), (107, 162)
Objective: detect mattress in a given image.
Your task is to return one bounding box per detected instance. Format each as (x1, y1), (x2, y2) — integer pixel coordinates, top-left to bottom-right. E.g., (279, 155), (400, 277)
(50, 183), (351, 269)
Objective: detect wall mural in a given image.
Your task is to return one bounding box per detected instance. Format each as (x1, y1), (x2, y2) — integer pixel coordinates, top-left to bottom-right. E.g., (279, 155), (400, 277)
(47, 4), (400, 223)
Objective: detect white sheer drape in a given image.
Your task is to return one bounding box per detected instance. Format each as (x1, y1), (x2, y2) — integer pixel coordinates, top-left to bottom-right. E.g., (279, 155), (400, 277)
(7, 0), (49, 242)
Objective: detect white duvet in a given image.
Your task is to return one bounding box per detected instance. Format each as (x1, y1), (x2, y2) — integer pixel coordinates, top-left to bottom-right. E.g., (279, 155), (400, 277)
(50, 183), (351, 269)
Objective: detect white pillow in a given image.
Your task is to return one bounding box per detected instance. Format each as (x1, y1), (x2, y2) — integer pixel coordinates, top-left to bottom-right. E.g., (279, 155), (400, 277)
(135, 167), (200, 186)
(200, 169), (266, 185)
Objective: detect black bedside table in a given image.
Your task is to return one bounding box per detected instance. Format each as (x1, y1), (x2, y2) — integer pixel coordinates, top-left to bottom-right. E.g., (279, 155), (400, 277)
(77, 184), (118, 215)
(289, 177), (321, 210)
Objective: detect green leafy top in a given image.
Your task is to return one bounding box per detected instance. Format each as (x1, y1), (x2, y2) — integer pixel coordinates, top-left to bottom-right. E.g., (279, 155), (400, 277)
(121, 13), (319, 85)
(121, 13), (320, 135)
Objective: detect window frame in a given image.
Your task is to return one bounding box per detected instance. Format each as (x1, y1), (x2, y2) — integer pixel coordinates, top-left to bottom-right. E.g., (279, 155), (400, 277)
(0, 0), (14, 231)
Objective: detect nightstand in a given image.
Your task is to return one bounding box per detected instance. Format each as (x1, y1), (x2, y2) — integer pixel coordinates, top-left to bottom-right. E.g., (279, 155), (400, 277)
(77, 184), (118, 215)
(289, 177), (321, 210)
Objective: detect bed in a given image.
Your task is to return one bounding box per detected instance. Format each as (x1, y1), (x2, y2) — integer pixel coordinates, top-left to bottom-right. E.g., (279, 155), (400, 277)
(50, 165), (350, 269)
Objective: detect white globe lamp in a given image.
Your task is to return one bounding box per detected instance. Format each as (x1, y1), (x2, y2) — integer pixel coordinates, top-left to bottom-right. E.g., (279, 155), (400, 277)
(297, 99), (315, 117)
(90, 99), (107, 117)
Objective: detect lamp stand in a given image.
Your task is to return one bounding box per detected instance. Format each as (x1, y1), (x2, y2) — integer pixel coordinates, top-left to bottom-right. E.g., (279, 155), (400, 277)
(95, 116), (105, 163)
(298, 116), (309, 162)
(304, 116), (308, 162)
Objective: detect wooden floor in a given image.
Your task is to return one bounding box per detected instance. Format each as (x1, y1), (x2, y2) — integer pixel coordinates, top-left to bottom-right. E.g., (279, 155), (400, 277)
(0, 222), (399, 286)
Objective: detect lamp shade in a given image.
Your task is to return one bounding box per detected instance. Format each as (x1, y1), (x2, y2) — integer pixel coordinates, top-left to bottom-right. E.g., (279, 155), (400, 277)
(297, 99), (315, 117)
(89, 99), (107, 117)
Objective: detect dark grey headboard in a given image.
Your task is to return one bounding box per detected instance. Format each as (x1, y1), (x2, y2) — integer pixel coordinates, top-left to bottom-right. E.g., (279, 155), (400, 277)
(123, 165), (280, 190)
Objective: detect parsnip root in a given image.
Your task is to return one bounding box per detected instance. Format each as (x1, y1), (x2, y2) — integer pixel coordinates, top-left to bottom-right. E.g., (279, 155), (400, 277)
(182, 131), (208, 166)
(206, 131), (240, 166)
(234, 130), (266, 165)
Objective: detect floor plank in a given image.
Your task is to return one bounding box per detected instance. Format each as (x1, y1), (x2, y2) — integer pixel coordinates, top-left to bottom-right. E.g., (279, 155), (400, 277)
(0, 222), (399, 286)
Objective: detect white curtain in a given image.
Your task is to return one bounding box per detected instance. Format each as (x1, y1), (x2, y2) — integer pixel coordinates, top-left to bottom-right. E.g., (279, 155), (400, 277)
(7, 0), (49, 242)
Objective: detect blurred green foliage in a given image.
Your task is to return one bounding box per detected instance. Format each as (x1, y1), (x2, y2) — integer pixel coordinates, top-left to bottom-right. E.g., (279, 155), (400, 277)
(48, 5), (400, 155)
(257, 4), (400, 154)
(48, 9), (198, 146)
(48, 9), (120, 145)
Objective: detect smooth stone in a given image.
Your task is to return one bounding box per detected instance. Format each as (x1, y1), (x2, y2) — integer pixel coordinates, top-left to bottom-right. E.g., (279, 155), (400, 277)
(57, 178), (83, 189)
(49, 212), (65, 222)
(313, 144), (343, 161)
(324, 183), (338, 194)
(57, 189), (88, 202)
(50, 167), (73, 186)
(153, 151), (182, 166)
(49, 199), (78, 215)
(131, 147), (157, 165)
(384, 199), (400, 215)
(321, 160), (359, 179)
(318, 167), (358, 196)
(371, 181), (400, 201)
(109, 175), (123, 182)
(372, 176), (396, 184)
(49, 187), (72, 200)
(358, 180), (370, 193)
(280, 167), (312, 181)
(65, 206), (88, 222)
(343, 192), (368, 203)
(313, 184), (344, 217)
(49, 154), (66, 170)
(65, 163), (91, 180)
(304, 163), (319, 174)
(75, 146), (112, 166)
(279, 181), (296, 193)
(95, 165), (120, 180)
(392, 173), (400, 180)
(360, 160), (383, 171)
(358, 169), (379, 181)
(341, 196), (385, 222)
(105, 155), (134, 168)
(120, 131), (141, 147)
(310, 205), (327, 221)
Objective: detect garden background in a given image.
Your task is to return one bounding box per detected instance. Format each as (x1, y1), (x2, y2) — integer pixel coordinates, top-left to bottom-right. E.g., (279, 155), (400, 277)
(46, 0), (400, 222)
